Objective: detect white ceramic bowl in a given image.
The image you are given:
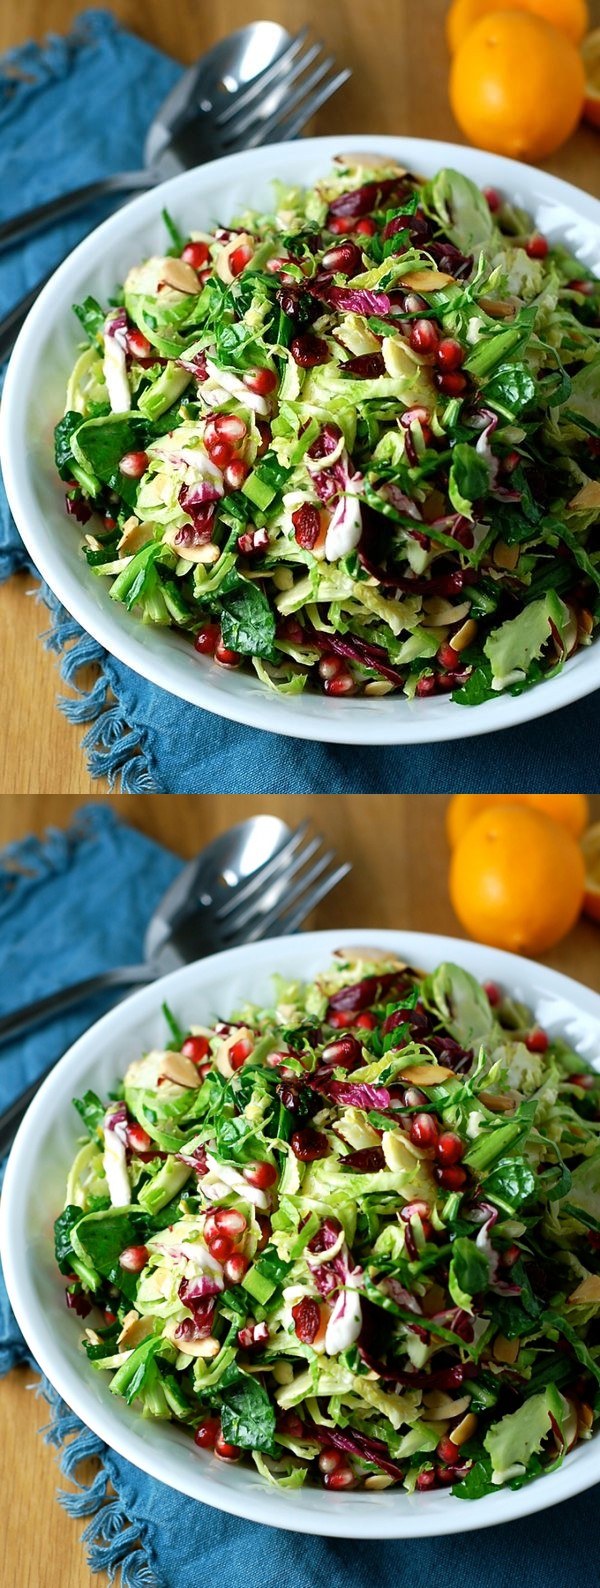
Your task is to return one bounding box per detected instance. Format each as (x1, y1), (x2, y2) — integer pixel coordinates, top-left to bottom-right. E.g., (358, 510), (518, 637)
(2, 136), (600, 746)
(2, 927), (600, 1537)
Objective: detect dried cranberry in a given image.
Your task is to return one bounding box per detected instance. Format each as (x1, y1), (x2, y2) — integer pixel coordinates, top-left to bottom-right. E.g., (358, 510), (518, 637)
(291, 1298), (321, 1343)
(290, 1128), (330, 1161)
(290, 334), (330, 368)
(342, 1146), (386, 1172)
(292, 503), (321, 548)
(343, 352), (386, 378)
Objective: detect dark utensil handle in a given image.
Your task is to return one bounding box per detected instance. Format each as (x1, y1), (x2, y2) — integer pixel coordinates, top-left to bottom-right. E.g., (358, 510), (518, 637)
(0, 964), (155, 1048)
(0, 170), (153, 253)
(0, 1067), (56, 1157)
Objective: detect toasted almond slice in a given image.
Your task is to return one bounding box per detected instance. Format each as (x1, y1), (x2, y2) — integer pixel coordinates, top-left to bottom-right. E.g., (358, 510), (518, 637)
(493, 540), (520, 571)
(451, 618), (477, 653)
(364, 1473), (396, 1490)
(118, 1311), (156, 1351)
(422, 1390), (472, 1419)
(333, 151), (407, 174)
(568, 480), (600, 510)
(568, 1274), (600, 1304)
(179, 1335), (221, 1358)
(493, 1333), (519, 1364)
(118, 517), (154, 557)
(159, 1051), (202, 1089)
(579, 608), (594, 636)
(400, 1063), (455, 1085)
(333, 946), (409, 968)
(401, 269), (456, 291)
(84, 1328), (102, 1346)
(178, 542), (221, 565)
(578, 1401), (594, 1430)
(422, 597), (472, 626)
(451, 1412), (478, 1447)
(478, 297), (516, 320)
(159, 257), (203, 295)
(364, 679), (396, 697)
(421, 1283), (446, 1317)
(479, 1090), (516, 1114)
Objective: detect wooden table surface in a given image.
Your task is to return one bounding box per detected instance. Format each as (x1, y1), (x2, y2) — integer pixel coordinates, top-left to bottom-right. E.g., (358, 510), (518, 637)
(1, 0), (600, 793)
(1, 790), (599, 1586)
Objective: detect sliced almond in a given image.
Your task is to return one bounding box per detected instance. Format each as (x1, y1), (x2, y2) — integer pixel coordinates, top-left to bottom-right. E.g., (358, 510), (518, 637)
(493, 540), (520, 571)
(364, 1473), (396, 1490)
(333, 946), (409, 968)
(422, 1390), (471, 1419)
(118, 516), (154, 557)
(451, 1412), (477, 1447)
(400, 1063), (455, 1085)
(179, 1335), (221, 1358)
(451, 618), (477, 653)
(401, 269), (456, 291)
(421, 1283), (446, 1317)
(159, 257), (203, 295)
(568, 1274), (600, 1305)
(568, 480), (600, 511)
(493, 1333), (519, 1364)
(84, 535), (105, 553)
(422, 597), (472, 626)
(364, 679), (395, 697)
(478, 297), (516, 320)
(578, 1401), (594, 1430)
(179, 542), (221, 565)
(84, 1328), (102, 1346)
(334, 151), (407, 174)
(479, 1090), (516, 1114)
(579, 608), (594, 636)
(118, 1311), (156, 1351)
(159, 1051), (202, 1089)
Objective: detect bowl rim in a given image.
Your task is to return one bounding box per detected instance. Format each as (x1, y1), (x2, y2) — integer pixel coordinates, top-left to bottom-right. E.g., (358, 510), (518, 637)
(2, 135), (600, 747)
(2, 926), (600, 1537)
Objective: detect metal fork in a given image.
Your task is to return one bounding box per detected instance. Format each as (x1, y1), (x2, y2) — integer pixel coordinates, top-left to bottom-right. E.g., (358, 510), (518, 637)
(0, 823), (350, 1152)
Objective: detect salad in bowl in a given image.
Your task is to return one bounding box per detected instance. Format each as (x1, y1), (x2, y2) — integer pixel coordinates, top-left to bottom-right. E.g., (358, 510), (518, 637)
(55, 153), (600, 709)
(56, 947), (600, 1502)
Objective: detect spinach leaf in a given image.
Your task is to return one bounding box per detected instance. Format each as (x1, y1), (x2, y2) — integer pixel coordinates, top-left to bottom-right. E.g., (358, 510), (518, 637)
(252, 1245), (293, 1288)
(54, 1205), (82, 1275)
(74, 1208), (148, 1300)
(448, 1236), (490, 1311)
(74, 414), (150, 508)
(54, 411), (83, 481)
(453, 1456), (495, 1500)
(73, 295), (105, 343)
(448, 443), (491, 518)
(220, 579), (276, 658)
(452, 661), (496, 706)
(483, 1157), (537, 1213)
(219, 1371), (276, 1452)
(73, 1089), (105, 1138)
(483, 363), (536, 418)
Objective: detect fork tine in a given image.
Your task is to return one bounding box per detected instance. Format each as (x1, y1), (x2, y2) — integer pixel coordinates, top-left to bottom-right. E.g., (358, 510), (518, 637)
(220, 40), (324, 141)
(219, 833), (325, 933)
(215, 28), (310, 125)
(235, 847), (341, 943)
(249, 860), (352, 942)
(239, 54), (338, 150)
(255, 66), (352, 147)
(214, 822), (311, 919)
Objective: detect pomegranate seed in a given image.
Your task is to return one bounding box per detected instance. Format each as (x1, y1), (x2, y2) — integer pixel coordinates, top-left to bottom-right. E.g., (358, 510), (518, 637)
(568, 279), (595, 295)
(181, 241), (210, 271)
(409, 1113), (439, 1149)
(437, 1436), (459, 1464)
(118, 450), (148, 478)
(483, 981), (500, 1006)
(526, 234), (548, 259)
(435, 1132), (464, 1165)
(265, 1049), (291, 1069)
(292, 503), (321, 549)
(354, 1011), (377, 1030)
(194, 623), (220, 656)
(416, 1468), (436, 1490)
(256, 419), (271, 456)
(526, 1029), (549, 1053)
(328, 1010), (352, 1029)
(208, 1232), (234, 1263)
(321, 1035), (362, 1067)
(215, 642), (240, 667)
(324, 1467), (356, 1489)
(182, 1035), (210, 1065)
(328, 215), (355, 234)
(435, 1164), (467, 1190)
(319, 1448), (344, 1474)
(215, 1434), (241, 1460)
(290, 1127), (330, 1161)
(266, 255), (291, 273)
(194, 1417), (220, 1449)
(256, 1214), (271, 1250)
(571, 1073), (595, 1089)
(215, 414), (247, 443)
(118, 1245), (148, 1273)
(502, 450), (521, 473)
(229, 243), (253, 276)
(319, 654), (344, 681)
(126, 1122), (152, 1153)
(126, 328), (152, 359)
(501, 1244), (521, 1267)
(215, 1208), (247, 1237)
(400, 406), (430, 428)
(243, 367), (278, 395)
(400, 1200), (430, 1222)
(321, 242), (362, 275)
(230, 1036), (253, 1070)
(354, 217), (377, 236)
(243, 1160), (278, 1189)
(278, 1410), (304, 1437)
(438, 642), (459, 670)
(238, 1320), (269, 1348)
(204, 1211), (219, 1242)
(409, 319), (439, 354)
(435, 371), (467, 395)
(291, 1297), (321, 1343)
(224, 459), (249, 492)
(435, 338), (464, 371)
(224, 1253), (249, 1284)
(104, 1310), (117, 1325)
(208, 438), (233, 470)
(483, 187), (500, 211)
(404, 1087), (427, 1107)
(416, 674), (435, 697)
(290, 334), (330, 368)
(324, 674), (355, 696)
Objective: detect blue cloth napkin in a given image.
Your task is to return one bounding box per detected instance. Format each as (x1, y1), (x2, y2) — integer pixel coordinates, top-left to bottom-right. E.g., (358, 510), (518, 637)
(1, 9), (600, 793)
(2, 805), (600, 1588)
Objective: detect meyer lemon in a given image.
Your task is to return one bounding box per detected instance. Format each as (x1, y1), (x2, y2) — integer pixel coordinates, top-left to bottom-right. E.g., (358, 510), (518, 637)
(581, 823), (600, 922)
(446, 0), (590, 51)
(449, 11), (585, 159)
(449, 803), (585, 953)
(582, 28), (600, 127)
(446, 793), (590, 848)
